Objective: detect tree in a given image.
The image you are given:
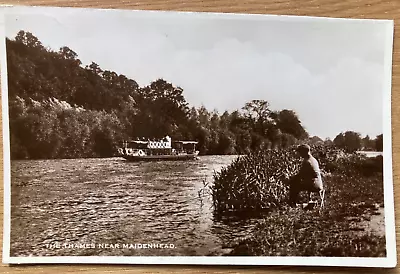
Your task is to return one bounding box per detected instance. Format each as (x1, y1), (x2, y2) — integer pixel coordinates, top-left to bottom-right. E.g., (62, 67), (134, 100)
(242, 100), (273, 136)
(275, 109), (308, 140)
(235, 129), (252, 154)
(217, 130), (236, 154)
(229, 110), (250, 132)
(15, 30), (44, 50)
(324, 138), (334, 146)
(59, 46), (80, 62)
(333, 131), (362, 152)
(135, 79), (190, 138)
(242, 99), (271, 122)
(86, 62), (103, 75)
(265, 126), (282, 149)
(281, 133), (298, 149)
(309, 136), (323, 145)
(375, 134), (383, 152)
(362, 135), (376, 151)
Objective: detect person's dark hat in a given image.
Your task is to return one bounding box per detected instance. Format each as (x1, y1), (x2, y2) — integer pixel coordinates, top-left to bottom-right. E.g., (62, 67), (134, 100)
(297, 144), (311, 153)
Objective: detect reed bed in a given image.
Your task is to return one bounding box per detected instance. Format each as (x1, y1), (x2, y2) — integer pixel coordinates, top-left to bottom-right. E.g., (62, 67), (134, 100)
(228, 171), (385, 257)
(210, 144), (385, 257)
(211, 145), (368, 217)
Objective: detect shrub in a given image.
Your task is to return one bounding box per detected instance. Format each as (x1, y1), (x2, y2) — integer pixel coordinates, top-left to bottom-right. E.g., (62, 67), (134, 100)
(211, 145), (383, 217)
(211, 149), (300, 217)
(228, 172), (385, 257)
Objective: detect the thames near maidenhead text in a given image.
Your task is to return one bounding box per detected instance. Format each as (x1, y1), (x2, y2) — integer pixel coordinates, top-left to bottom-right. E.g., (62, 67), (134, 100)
(10, 155), (256, 257)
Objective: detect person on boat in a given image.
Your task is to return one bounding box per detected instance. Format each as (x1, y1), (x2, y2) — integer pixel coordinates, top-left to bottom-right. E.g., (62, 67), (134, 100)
(288, 144), (324, 207)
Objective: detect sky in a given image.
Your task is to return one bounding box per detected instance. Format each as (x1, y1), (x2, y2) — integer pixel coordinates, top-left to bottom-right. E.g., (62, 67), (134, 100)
(3, 6), (393, 139)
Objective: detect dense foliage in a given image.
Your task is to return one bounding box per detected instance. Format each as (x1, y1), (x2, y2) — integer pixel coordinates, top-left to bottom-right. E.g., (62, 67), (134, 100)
(7, 31), (383, 159)
(227, 168), (385, 257)
(7, 31), (310, 159)
(333, 131), (383, 152)
(210, 145), (384, 256)
(212, 145), (382, 216)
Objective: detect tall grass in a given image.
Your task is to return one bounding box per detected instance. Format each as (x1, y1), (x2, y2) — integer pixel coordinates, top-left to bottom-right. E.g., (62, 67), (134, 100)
(228, 173), (385, 257)
(211, 145), (379, 217)
(210, 145), (385, 257)
(211, 149), (299, 216)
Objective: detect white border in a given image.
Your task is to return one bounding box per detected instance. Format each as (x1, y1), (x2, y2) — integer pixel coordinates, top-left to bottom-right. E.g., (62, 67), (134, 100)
(0, 5), (396, 268)
(0, 7), (11, 266)
(382, 18), (397, 268)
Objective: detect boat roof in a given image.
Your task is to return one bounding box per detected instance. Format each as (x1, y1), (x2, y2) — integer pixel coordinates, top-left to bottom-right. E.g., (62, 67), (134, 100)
(174, 141), (198, 144)
(127, 140), (148, 144)
(125, 140), (198, 144)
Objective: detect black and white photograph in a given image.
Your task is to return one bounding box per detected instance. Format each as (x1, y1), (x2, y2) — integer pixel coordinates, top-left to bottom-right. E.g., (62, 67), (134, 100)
(0, 5), (396, 267)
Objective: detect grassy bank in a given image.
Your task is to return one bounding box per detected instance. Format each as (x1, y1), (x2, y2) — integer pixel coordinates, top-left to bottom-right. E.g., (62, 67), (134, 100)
(211, 145), (385, 257)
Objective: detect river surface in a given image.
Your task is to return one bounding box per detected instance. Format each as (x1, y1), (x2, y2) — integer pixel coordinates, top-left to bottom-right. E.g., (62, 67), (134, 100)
(10, 156), (257, 257)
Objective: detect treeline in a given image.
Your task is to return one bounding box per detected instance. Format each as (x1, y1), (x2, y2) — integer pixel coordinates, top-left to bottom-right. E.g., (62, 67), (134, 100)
(332, 131), (383, 153)
(6, 31), (382, 160)
(309, 132), (383, 153)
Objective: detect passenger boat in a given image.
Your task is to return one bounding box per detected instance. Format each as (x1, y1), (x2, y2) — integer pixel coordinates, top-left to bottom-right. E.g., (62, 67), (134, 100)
(117, 135), (200, 161)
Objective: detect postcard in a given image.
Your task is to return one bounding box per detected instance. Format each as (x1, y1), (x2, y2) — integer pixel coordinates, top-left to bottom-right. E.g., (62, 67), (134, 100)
(0, 5), (396, 267)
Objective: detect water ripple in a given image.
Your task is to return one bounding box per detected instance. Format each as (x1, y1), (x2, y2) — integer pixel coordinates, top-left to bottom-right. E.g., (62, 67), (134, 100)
(10, 155), (252, 257)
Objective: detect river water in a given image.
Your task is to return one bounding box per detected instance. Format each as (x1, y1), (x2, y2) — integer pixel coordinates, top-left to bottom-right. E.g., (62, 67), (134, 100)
(10, 155), (258, 257)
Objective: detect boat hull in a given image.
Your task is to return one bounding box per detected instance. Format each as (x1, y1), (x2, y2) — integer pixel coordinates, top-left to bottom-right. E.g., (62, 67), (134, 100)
(121, 153), (199, 162)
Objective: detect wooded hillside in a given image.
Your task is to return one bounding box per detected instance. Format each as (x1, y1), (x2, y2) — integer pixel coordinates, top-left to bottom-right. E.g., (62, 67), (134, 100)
(6, 31), (382, 159)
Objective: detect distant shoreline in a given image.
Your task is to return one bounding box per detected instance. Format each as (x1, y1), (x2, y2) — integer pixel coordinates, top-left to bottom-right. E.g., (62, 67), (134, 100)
(355, 151), (383, 158)
(9, 150), (383, 161)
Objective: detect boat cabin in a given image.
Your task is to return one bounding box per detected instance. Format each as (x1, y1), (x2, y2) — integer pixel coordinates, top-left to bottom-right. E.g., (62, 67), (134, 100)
(173, 141), (198, 155)
(118, 136), (198, 157)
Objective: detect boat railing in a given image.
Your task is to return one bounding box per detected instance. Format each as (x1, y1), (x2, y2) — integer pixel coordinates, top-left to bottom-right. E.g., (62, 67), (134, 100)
(119, 147), (147, 156)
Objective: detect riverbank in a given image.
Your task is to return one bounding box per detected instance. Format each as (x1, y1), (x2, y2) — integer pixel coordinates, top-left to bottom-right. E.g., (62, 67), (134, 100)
(209, 145), (386, 257)
(226, 173), (386, 257)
